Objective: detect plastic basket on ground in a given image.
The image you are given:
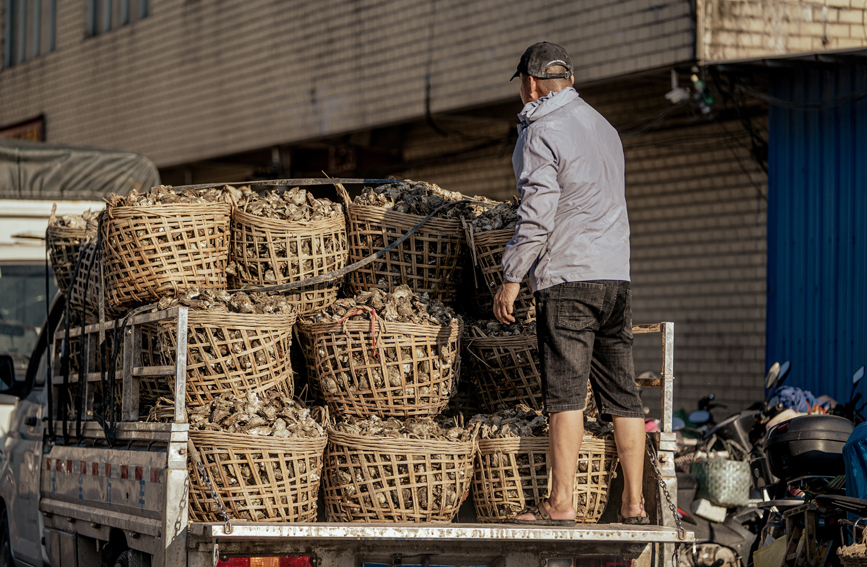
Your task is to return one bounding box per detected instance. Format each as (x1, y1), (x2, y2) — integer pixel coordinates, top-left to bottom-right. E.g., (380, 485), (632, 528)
(100, 203), (231, 309)
(47, 224), (88, 295)
(230, 208), (347, 316)
(188, 413), (328, 522)
(154, 312), (296, 408)
(463, 224), (535, 322)
(472, 434), (618, 524)
(464, 332), (543, 412)
(308, 317), (460, 418)
(322, 429), (475, 522)
(344, 190), (466, 305)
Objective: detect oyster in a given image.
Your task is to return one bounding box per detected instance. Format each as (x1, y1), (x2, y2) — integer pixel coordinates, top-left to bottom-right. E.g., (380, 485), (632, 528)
(105, 184), (237, 207)
(236, 187), (343, 222)
(354, 180), (497, 221)
(302, 286), (457, 326)
(155, 287), (295, 315)
(469, 198), (520, 232)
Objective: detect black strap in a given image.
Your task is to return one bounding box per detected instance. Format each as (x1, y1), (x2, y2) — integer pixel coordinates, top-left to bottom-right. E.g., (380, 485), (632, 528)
(44, 241), (55, 442)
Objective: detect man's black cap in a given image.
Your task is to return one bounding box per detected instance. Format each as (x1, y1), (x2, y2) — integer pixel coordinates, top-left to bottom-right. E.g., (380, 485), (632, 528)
(510, 42), (573, 81)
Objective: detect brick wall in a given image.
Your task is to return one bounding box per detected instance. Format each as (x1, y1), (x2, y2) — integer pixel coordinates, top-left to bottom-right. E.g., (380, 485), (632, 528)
(0, 0), (694, 167)
(698, 0), (867, 62)
(397, 83), (769, 413)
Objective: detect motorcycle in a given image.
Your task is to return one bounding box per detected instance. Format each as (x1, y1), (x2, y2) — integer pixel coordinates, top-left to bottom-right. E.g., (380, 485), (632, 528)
(674, 362), (792, 567)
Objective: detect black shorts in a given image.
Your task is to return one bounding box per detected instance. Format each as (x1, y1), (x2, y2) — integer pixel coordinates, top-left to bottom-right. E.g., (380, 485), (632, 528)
(535, 281), (643, 419)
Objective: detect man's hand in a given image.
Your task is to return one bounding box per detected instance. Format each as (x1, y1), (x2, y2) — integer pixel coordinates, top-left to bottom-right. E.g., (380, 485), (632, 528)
(493, 281), (521, 323)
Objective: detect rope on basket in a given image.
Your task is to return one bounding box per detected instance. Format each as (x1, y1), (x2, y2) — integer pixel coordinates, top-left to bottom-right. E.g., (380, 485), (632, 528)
(336, 306), (383, 364)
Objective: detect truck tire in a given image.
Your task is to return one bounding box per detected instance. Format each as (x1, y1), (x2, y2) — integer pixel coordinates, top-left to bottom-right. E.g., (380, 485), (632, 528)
(0, 510), (11, 567)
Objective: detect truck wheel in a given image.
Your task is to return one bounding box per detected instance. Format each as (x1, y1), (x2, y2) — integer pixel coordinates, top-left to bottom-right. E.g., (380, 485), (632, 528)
(0, 510), (11, 567)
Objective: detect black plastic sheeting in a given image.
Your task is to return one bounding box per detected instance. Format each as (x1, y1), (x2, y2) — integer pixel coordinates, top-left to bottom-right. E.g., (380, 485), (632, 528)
(0, 137), (160, 200)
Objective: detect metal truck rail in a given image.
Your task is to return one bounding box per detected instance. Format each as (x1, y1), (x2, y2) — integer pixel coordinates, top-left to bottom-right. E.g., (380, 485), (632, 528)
(32, 303), (689, 566)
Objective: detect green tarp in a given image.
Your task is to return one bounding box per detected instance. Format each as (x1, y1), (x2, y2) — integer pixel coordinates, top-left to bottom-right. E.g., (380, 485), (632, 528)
(0, 137), (160, 200)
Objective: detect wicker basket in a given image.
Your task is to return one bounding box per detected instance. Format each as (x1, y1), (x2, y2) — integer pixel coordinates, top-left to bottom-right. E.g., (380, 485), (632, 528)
(345, 202), (466, 305)
(323, 429), (474, 523)
(155, 312), (296, 408)
(188, 425), (328, 522)
(839, 542), (867, 567)
(101, 203), (231, 309)
(47, 224), (88, 295)
(465, 333), (543, 412)
(230, 208), (347, 316)
(464, 224), (535, 322)
(294, 321), (322, 401)
(473, 434), (618, 523)
(308, 318), (460, 418)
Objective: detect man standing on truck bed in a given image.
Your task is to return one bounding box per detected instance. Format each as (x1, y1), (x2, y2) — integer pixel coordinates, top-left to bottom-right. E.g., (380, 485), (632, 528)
(494, 42), (648, 526)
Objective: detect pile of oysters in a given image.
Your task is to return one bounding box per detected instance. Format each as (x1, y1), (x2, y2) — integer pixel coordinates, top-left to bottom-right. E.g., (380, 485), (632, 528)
(303, 286), (457, 327)
(49, 209), (95, 229)
(236, 187), (343, 222)
(155, 287), (296, 315)
(106, 184), (236, 207)
(469, 199), (519, 232)
(186, 391), (325, 439)
(465, 319), (536, 338)
(469, 406), (548, 439)
(354, 180), (496, 220)
(332, 414), (472, 442)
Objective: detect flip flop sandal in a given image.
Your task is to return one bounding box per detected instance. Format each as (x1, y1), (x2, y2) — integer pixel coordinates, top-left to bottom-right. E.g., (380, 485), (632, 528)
(617, 512), (650, 526)
(506, 499), (577, 527)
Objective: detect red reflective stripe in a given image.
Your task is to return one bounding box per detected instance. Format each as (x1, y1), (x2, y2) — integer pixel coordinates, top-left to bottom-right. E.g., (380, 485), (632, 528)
(150, 468), (159, 483)
(120, 465), (128, 480)
(55, 460), (61, 472)
(80, 461), (86, 475)
(45, 458), (51, 470)
(134, 466), (143, 481)
(105, 464), (111, 478)
(66, 460), (72, 473)
(92, 462), (99, 477)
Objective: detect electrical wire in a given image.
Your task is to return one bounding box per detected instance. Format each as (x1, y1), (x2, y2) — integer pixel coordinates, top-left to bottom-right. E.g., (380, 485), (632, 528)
(737, 83), (867, 110)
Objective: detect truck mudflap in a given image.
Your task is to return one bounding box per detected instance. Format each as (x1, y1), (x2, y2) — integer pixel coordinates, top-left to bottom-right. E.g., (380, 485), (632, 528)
(186, 522), (692, 567)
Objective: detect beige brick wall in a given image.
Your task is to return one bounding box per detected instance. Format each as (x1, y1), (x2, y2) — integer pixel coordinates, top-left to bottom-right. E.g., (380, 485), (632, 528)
(398, 88), (768, 412)
(699, 0), (867, 62)
(0, 0), (694, 167)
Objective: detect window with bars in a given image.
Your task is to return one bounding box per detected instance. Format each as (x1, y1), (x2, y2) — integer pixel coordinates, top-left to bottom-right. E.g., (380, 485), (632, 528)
(3, 0), (57, 69)
(85, 0), (148, 37)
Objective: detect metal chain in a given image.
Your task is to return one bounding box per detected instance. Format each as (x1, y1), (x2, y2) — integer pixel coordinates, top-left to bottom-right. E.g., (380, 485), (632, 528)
(194, 458), (234, 534)
(646, 441), (686, 541)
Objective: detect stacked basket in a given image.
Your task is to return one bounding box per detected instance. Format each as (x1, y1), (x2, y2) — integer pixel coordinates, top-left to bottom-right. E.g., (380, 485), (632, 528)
(99, 185), (329, 523)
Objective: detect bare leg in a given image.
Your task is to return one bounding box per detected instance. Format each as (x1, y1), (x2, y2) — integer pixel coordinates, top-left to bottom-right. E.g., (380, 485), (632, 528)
(612, 415), (646, 519)
(514, 410), (582, 521)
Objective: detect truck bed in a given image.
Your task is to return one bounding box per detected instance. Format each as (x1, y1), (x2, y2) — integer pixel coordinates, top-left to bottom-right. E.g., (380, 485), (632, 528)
(187, 521), (691, 566)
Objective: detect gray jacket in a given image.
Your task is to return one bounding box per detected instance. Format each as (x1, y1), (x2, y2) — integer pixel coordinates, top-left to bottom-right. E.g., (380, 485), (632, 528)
(502, 87), (630, 292)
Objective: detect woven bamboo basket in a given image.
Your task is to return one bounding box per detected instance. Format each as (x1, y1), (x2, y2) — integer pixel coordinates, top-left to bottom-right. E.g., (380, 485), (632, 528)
(294, 321), (322, 401)
(308, 318), (460, 418)
(47, 224), (89, 295)
(464, 333), (543, 412)
(839, 542), (867, 567)
(345, 202), (466, 305)
(473, 434), (618, 523)
(155, 312), (296, 408)
(463, 224), (535, 323)
(323, 429), (475, 523)
(188, 423), (328, 522)
(230, 208), (347, 316)
(100, 203), (231, 309)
